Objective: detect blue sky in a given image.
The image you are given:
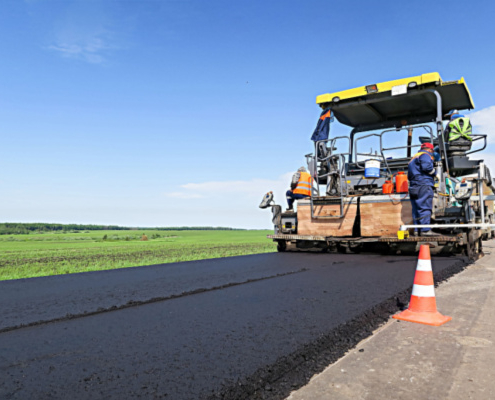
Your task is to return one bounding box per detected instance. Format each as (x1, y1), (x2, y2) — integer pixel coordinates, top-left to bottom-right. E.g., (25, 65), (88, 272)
(1, 0), (495, 228)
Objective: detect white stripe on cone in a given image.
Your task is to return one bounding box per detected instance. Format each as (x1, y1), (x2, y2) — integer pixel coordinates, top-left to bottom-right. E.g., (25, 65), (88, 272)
(416, 259), (432, 271)
(411, 284), (436, 297)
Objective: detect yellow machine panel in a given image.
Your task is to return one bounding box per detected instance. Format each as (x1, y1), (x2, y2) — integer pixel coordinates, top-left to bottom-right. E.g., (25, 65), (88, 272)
(316, 73), (442, 104)
(315, 73), (475, 130)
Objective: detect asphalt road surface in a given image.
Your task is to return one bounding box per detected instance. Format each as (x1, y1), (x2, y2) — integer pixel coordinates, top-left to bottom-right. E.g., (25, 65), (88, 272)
(0, 252), (468, 399)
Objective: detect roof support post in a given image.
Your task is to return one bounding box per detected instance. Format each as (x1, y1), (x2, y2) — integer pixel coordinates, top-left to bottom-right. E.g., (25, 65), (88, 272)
(349, 128), (358, 163)
(431, 89), (450, 175)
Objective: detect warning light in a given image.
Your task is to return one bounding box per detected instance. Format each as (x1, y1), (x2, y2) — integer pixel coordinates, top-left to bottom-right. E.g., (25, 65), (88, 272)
(366, 84), (378, 94)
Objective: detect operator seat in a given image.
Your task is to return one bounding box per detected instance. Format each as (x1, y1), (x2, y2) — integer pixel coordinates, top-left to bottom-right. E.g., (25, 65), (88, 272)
(421, 135), (472, 158)
(419, 136), (477, 177)
(444, 139), (472, 157)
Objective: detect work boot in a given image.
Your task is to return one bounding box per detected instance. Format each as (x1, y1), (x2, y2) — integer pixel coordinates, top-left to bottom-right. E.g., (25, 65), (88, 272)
(286, 207), (293, 212)
(421, 230), (441, 237)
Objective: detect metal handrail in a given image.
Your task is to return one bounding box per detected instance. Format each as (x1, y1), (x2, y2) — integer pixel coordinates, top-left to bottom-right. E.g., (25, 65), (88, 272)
(353, 133), (383, 170)
(312, 137), (351, 194)
(310, 140), (348, 219)
(466, 134), (488, 155)
(310, 195), (345, 219)
(379, 125), (434, 176)
(316, 136), (351, 161)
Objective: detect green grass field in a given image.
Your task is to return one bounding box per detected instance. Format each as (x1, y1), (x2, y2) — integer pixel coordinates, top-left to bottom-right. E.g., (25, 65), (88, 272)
(0, 230), (275, 281)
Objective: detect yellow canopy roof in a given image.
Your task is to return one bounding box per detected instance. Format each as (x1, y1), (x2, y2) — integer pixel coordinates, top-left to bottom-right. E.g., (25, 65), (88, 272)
(316, 73), (475, 131)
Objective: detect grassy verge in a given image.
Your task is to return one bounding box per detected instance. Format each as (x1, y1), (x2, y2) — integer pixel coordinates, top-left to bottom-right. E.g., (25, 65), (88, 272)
(0, 230), (275, 281)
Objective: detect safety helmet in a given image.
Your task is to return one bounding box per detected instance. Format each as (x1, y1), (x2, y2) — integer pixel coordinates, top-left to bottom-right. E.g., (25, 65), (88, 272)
(298, 167), (306, 172)
(444, 109), (459, 118)
(421, 143), (434, 150)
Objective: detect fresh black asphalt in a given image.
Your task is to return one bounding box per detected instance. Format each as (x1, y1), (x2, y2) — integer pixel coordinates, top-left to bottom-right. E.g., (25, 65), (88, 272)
(0, 252), (468, 399)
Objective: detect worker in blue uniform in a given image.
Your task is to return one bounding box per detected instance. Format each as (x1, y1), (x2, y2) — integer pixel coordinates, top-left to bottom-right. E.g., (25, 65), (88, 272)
(408, 142), (440, 236)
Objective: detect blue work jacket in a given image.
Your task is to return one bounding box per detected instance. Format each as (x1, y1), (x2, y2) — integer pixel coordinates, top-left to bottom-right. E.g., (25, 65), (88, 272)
(408, 152), (435, 188)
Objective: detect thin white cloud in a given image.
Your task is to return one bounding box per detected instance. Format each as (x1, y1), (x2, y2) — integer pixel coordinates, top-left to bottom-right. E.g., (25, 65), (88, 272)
(45, 2), (117, 64)
(469, 105), (495, 145)
(479, 152), (495, 176)
(467, 106), (495, 175)
(166, 192), (205, 199)
(167, 172), (293, 204)
(48, 36), (109, 64)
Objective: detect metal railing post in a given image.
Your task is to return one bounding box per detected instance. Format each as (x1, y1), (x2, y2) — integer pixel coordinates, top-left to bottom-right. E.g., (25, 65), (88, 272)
(479, 162), (485, 225)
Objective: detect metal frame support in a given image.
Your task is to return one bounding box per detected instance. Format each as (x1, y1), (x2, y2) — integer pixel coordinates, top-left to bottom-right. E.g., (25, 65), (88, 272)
(343, 89), (446, 164)
(479, 162), (486, 225)
(312, 136), (351, 195)
(431, 90), (450, 176)
(401, 163), (491, 231)
(310, 153), (347, 219)
(400, 223), (495, 231)
(379, 125), (434, 177)
(466, 134), (488, 155)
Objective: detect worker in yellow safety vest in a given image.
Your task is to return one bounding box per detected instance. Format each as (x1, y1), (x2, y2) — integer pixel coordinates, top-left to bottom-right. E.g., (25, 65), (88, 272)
(286, 167), (312, 211)
(443, 109), (472, 143)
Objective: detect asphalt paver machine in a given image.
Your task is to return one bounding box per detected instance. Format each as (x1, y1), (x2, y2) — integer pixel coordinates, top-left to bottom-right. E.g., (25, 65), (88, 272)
(261, 73), (495, 259)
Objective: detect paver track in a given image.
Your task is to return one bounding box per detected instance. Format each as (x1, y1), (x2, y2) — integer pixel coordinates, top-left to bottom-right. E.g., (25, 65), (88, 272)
(0, 252), (469, 399)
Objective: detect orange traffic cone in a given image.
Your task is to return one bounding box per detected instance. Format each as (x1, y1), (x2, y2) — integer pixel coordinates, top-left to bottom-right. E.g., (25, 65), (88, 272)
(393, 244), (451, 326)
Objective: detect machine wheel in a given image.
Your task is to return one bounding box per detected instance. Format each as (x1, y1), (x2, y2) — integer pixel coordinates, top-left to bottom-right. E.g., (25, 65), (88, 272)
(466, 230), (483, 261)
(349, 243), (363, 254)
(277, 241), (287, 252)
(477, 238), (484, 258)
(481, 216), (494, 240)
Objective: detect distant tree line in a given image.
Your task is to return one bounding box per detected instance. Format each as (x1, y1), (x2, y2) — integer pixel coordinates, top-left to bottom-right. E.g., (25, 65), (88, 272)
(0, 223), (127, 235)
(0, 223), (244, 235)
(152, 226), (243, 231)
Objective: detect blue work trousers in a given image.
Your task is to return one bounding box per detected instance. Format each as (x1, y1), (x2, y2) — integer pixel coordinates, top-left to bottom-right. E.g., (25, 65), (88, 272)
(409, 185), (434, 232)
(286, 190), (309, 208)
